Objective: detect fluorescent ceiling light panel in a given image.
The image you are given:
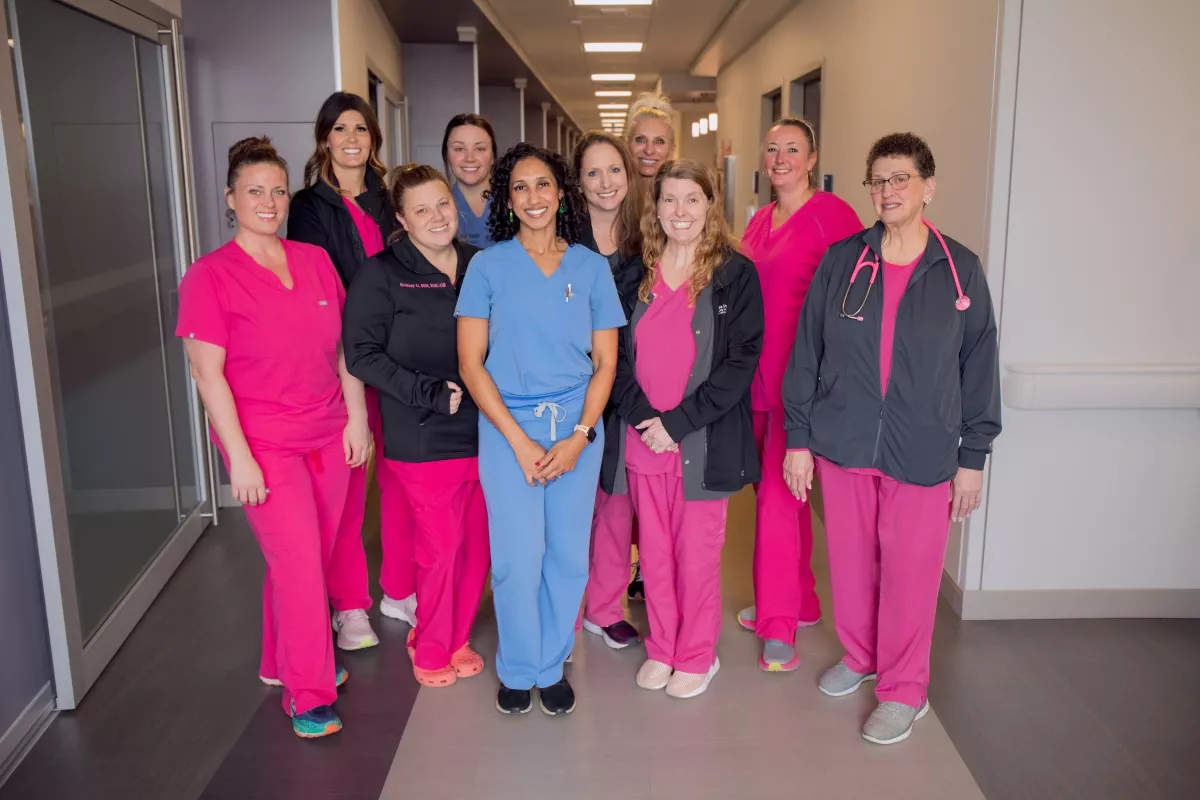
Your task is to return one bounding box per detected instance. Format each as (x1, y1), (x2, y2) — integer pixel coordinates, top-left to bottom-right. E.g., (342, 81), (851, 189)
(699, 118), (708, 135)
(691, 121), (700, 137)
(584, 42), (643, 52)
(595, 90), (632, 97)
(600, 111), (626, 117)
(598, 103), (629, 109)
(592, 73), (636, 81)
(709, 112), (718, 131)
(574, 1), (652, 5)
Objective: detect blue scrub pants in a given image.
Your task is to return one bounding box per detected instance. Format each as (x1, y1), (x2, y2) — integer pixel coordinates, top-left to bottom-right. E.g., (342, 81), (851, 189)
(478, 381), (604, 690)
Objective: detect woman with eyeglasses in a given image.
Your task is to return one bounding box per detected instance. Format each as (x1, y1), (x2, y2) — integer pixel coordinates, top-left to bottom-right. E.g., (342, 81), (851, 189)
(782, 132), (1001, 745)
(737, 118), (861, 674)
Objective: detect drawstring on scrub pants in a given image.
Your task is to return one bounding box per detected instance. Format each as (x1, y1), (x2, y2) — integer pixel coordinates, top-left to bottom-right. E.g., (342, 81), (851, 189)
(534, 402), (567, 442)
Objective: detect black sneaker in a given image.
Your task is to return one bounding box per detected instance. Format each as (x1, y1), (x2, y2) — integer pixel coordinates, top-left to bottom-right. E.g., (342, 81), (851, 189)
(627, 562), (644, 602)
(538, 677), (576, 716)
(496, 685), (533, 715)
(582, 618), (641, 649)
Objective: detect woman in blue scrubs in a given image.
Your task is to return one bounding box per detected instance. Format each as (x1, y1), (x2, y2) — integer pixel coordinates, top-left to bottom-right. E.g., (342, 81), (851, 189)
(456, 142), (626, 716)
(442, 113), (497, 249)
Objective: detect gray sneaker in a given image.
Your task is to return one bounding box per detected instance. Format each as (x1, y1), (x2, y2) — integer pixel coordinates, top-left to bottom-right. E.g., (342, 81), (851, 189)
(817, 661), (877, 697)
(861, 701), (930, 745)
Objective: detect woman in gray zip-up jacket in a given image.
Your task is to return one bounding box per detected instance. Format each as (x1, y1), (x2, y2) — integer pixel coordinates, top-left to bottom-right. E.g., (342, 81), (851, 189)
(782, 133), (1001, 746)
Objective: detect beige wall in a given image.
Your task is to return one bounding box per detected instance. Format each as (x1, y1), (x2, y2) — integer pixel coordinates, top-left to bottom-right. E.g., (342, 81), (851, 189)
(716, 0), (1001, 249)
(150, 0), (181, 15)
(979, 0), (1200, 595)
(337, 0), (403, 100)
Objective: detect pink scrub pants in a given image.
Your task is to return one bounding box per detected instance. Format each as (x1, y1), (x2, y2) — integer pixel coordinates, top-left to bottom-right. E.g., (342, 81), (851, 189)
(386, 457), (490, 670)
(816, 457), (952, 709)
(628, 470), (728, 673)
(364, 388), (415, 602)
(234, 436), (353, 715)
(751, 408), (822, 643)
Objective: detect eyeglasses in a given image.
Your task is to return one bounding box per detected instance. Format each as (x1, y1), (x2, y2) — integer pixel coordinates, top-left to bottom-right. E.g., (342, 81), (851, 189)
(863, 173), (912, 193)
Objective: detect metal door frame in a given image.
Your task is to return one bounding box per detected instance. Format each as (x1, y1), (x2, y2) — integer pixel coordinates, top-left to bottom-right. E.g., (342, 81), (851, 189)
(0, 0), (213, 710)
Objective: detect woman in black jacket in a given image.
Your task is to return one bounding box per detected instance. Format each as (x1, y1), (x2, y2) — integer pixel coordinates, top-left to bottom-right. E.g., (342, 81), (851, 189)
(343, 164), (489, 687)
(782, 133), (1001, 745)
(287, 91), (398, 650)
(601, 159), (763, 700)
(571, 131), (645, 647)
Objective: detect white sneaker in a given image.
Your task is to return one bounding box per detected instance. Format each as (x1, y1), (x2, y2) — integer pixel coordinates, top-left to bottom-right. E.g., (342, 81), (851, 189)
(379, 593), (417, 626)
(665, 657), (720, 699)
(331, 609), (379, 650)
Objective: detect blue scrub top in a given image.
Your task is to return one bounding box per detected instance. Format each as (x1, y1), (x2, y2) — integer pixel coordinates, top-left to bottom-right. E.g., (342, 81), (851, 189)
(453, 183), (494, 250)
(455, 239), (627, 399)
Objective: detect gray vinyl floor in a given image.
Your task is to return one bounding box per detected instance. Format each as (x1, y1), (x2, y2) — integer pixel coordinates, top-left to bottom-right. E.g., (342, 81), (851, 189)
(3, 486), (1197, 800)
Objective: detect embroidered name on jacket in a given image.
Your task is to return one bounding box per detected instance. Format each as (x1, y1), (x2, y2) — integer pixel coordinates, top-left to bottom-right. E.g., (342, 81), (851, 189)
(398, 282), (446, 289)
(718, 304), (728, 315)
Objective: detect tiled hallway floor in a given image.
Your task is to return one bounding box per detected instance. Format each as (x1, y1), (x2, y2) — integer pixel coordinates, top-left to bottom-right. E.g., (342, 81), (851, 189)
(3, 488), (1196, 799)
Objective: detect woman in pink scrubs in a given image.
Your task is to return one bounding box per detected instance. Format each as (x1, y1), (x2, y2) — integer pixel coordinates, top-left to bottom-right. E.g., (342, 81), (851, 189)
(783, 132), (1001, 744)
(738, 118), (862, 673)
(573, 131), (644, 650)
(289, 92), (398, 645)
(344, 164), (490, 687)
(605, 160), (763, 699)
(178, 137), (373, 739)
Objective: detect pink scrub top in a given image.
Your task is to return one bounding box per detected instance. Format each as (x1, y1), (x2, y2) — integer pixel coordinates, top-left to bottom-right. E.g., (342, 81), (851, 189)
(343, 196), (385, 260)
(175, 238), (348, 453)
(625, 276), (697, 476)
(742, 192), (862, 411)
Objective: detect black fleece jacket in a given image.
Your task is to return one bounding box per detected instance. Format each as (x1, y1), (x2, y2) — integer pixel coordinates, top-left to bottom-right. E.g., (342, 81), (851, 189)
(783, 221), (1002, 486)
(343, 237), (481, 462)
(287, 168), (398, 287)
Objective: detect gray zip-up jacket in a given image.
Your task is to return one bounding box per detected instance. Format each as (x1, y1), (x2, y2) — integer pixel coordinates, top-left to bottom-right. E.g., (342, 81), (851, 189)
(783, 221), (1001, 486)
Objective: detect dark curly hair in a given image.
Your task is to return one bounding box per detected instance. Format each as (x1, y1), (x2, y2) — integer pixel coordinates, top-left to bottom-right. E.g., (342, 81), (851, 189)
(485, 142), (587, 244)
(865, 132), (936, 180)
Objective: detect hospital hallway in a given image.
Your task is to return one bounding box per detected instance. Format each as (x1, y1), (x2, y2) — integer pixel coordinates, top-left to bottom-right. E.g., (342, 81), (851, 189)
(2, 483), (1196, 800)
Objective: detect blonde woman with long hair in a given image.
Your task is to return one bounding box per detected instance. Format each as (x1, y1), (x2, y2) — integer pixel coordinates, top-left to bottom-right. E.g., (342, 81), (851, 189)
(600, 159), (764, 699)
(625, 93), (675, 192)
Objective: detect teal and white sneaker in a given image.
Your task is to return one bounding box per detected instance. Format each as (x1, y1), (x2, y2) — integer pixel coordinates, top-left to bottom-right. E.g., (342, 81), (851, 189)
(290, 702), (343, 739)
(861, 701), (929, 745)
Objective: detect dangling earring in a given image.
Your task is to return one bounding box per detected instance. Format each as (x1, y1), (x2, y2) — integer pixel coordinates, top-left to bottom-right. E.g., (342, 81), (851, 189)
(558, 201), (566, 215)
(509, 208), (515, 222)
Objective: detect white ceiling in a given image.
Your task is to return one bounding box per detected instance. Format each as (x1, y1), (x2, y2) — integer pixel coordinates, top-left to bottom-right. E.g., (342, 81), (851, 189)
(480, 0), (767, 130)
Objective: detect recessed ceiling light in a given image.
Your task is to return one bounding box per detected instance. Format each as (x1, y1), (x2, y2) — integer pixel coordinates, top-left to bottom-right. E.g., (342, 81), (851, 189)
(584, 42), (643, 52)
(592, 73), (636, 81)
(574, 1), (652, 5)
(595, 90), (632, 97)
(598, 103), (629, 109)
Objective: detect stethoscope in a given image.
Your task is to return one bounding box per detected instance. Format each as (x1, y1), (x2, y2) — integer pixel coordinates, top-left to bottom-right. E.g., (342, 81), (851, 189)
(840, 218), (970, 321)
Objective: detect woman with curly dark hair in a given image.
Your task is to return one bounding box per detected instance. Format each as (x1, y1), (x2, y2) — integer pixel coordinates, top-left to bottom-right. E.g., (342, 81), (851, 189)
(456, 143), (626, 716)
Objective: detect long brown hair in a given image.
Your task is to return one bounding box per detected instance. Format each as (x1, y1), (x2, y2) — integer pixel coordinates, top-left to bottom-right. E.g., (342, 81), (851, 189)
(572, 131), (643, 259)
(303, 92), (387, 192)
(385, 163), (453, 246)
(639, 159), (737, 305)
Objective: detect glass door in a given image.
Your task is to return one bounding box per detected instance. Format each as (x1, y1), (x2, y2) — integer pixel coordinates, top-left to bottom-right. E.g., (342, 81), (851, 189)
(3, 0), (210, 708)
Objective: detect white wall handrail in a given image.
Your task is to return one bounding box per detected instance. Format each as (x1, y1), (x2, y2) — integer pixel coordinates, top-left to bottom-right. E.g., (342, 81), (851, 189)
(1003, 363), (1200, 410)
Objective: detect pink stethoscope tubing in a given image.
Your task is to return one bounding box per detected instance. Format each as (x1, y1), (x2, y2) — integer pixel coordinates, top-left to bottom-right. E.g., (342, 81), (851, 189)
(840, 218), (970, 321)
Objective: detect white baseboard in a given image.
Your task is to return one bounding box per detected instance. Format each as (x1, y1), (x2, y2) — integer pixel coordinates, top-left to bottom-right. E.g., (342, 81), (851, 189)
(0, 683), (55, 787)
(940, 571), (1200, 620)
